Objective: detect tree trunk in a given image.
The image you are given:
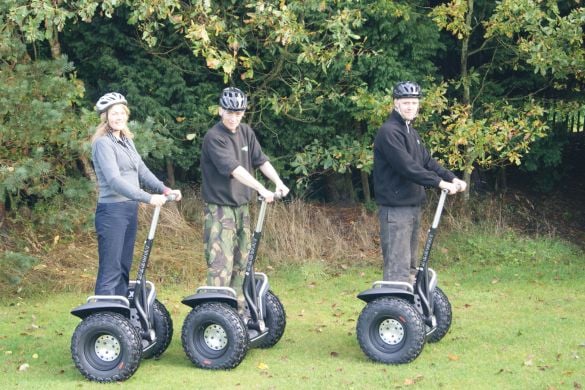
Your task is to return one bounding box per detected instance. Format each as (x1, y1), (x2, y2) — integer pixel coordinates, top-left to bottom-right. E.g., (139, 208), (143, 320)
(0, 199), (5, 228)
(79, 155), (97, 186)
(166, 158), (176, 187)
(323, 171), (355, 203)
(45, 14), (62, 59)
(460, 0), (474, 202)
(360, 170), (371, 203)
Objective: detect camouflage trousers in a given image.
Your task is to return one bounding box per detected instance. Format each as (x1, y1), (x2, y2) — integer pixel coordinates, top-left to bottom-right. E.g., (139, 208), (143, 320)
(204, 203), (251, 310)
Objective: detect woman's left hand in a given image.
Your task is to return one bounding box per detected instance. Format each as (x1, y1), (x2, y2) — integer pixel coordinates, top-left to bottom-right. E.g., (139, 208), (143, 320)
(167, 189), (182, 201)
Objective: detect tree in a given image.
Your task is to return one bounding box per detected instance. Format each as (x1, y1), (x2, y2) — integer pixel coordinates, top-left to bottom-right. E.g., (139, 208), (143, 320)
(429, 0), (584, 197)
(0, 57), (95, 230)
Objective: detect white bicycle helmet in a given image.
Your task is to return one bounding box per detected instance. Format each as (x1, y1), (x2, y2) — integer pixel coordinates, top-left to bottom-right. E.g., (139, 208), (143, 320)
(95, 92), (127, 114)
(219, 87), (247, 111)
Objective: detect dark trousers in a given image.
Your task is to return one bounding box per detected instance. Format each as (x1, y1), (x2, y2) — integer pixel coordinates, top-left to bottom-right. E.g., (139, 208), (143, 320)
(379, 205), (421, 282)
(94, 201), (139, 296)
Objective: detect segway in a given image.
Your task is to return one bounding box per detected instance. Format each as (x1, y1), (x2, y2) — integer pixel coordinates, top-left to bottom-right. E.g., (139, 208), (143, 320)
(70, 195), (176, 382)
(356, 188), (453, 364)
(181, 194), (286, 369)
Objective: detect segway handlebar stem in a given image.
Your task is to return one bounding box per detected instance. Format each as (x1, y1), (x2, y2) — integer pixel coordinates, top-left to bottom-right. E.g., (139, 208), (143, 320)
(431, 189), (449, 229)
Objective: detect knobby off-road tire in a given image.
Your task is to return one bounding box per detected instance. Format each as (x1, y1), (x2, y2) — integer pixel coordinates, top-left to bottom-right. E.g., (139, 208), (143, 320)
(427, 287), (452, 343)
(356, 297), (426, 364)
(71, 312), (142, 382)
(181, 302), (248, 369)
(142, 300), (174, 359)
(255, 290), (286, 349)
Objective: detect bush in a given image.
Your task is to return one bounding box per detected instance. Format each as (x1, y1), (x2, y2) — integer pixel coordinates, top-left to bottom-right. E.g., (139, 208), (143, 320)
(0, 251), (39, 286)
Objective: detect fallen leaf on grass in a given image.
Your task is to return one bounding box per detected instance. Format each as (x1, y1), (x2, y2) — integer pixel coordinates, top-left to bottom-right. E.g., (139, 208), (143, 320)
(574, 382), (582, 389)
(18, 363), (29, 371)
(491, 278), (499, 284)
(330, 351), (339, 357)
(404, 375), (424, 385)
(257, 362), (269, 370)
(448, 354), (459, 361)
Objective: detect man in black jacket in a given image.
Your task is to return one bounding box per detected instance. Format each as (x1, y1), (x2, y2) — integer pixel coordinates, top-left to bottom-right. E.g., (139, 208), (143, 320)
(373, 81), (466, 284)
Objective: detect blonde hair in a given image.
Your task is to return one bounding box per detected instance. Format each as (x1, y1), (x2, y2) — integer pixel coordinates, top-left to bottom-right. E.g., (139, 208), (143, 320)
(91, 104), (134, 143)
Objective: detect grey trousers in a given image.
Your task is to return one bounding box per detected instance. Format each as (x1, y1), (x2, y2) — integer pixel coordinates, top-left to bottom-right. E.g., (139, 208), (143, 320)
(378, 205), (422, 282)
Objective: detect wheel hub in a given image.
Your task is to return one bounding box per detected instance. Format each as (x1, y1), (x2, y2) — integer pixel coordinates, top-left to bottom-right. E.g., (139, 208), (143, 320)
(203, 324), (228, 351)
(94, 334), (121, 362)
(378, 318), (404, 345)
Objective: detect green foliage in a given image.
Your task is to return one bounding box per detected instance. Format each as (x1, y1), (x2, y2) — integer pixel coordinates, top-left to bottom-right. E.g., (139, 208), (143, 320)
(0, 251), (39, 285)
(61, 11), (218, 179)
(291, 135), (373, 191)
(426, 0), (582, 190)
(2, 0), (583, 203)
(485, 0), (585, 84)
(0, 57), (94, 214)
(426, 99), (549, 172)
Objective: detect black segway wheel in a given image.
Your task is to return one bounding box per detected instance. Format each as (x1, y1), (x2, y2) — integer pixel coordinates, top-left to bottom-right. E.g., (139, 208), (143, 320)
(71, 312), (142, 382)
(181, 302), (248, 369)
(256, 290), (286, 349)
(142, 299), (174, 359)
(427, 287), (452, 343)
(356, 297), (426, 364)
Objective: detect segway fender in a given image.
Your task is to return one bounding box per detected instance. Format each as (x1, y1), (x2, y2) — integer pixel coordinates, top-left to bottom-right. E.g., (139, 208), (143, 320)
(357, 287), (415, 304)
(181, 292), (238, 309)
(71, 301), (131, 320)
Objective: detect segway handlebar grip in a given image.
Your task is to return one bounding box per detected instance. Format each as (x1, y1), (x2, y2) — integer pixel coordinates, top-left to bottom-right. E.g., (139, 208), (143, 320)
(258, 190), (285, 202)
(165, 194), (178, 202)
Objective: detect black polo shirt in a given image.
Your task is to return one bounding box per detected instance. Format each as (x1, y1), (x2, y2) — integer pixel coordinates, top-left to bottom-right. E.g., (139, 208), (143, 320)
(200, 121), (268, 206)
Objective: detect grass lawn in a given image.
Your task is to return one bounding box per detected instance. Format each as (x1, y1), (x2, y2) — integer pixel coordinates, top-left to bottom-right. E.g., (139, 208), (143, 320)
(1, 253), (584, 390)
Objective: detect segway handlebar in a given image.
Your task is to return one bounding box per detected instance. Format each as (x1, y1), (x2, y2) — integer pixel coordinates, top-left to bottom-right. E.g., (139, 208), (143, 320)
(255, 190), (285, 233)
(257, 190), (284, 202)
(431, 189), (449, 229)
(147, 194), (178, 240)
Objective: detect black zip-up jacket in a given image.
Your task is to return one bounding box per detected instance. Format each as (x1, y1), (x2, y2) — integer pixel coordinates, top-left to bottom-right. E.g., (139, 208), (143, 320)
(373, 110), (456, 207)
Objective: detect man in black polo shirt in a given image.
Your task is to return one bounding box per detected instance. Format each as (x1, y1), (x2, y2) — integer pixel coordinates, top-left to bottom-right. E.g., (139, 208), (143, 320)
(200, 87), (289, 312)
(373, 81), (466, 285)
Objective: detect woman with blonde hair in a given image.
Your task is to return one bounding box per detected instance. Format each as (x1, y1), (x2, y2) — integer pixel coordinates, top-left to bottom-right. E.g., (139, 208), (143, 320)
(91, 92), (182, 296)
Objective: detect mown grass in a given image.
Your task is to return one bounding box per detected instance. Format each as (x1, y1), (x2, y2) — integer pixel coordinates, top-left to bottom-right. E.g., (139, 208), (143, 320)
(1, 228), (584, 390)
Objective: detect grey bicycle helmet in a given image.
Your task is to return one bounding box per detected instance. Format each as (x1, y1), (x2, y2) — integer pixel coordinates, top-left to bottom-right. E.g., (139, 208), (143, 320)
(219, 87), (247, 111)
(392, 81), (422, 99)
(96, 92), (127, 114)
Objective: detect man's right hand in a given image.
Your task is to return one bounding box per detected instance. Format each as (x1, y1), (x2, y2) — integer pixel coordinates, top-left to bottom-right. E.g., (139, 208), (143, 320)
(439, 180), (459, 195)
(258, 188), (275, 203)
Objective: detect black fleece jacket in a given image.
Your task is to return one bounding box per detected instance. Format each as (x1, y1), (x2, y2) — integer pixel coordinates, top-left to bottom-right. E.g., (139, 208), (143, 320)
(373, 110), (456, 207)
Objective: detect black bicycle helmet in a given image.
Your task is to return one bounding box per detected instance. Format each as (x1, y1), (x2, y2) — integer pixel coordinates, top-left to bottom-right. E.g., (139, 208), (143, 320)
(392, 81), (422, 99)
(96, 92), (127, 114)
(219, 87), (247, 111)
